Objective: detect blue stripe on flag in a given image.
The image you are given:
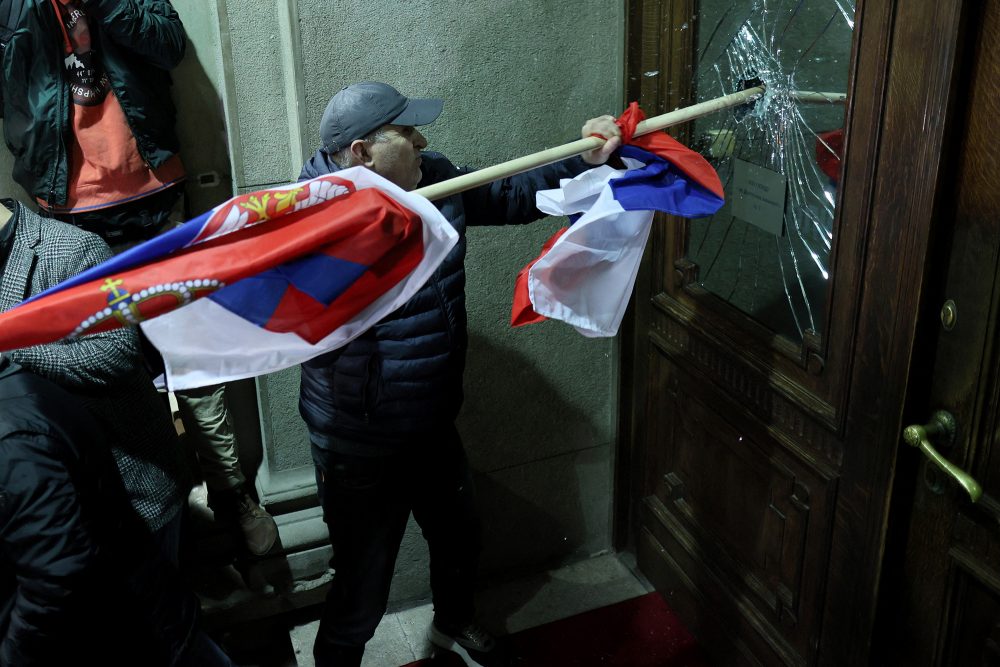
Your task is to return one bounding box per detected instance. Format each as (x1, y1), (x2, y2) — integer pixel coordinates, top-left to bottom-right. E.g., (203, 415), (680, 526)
(611, 146), (724, 218)
(208, 253), (368, 326)
(27, 211), (213, 301)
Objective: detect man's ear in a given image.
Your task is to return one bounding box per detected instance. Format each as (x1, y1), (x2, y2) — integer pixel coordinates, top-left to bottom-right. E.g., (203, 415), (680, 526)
(349, 139), (373, 167)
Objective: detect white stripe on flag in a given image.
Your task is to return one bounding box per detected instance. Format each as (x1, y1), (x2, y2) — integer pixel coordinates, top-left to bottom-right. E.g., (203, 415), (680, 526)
(530, 160), (653, 337)
(142, 167), (458, 391)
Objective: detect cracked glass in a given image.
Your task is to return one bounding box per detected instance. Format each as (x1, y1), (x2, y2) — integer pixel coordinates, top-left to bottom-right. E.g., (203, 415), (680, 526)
(684, 0), (855, 341)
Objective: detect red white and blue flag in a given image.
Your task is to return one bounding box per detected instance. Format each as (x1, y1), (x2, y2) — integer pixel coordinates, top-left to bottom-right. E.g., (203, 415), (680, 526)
(512, 103), (725, 337)
(0, 168), (458, 390)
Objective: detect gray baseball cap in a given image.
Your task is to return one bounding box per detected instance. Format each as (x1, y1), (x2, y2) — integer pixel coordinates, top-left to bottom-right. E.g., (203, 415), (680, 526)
(320, 81), (443, 153)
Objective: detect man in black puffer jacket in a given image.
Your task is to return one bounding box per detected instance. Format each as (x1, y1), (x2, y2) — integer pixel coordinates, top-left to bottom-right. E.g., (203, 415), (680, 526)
(0, 354), (122, 666)
(0, 355), (235, 666)
(298, 81), (621, 667)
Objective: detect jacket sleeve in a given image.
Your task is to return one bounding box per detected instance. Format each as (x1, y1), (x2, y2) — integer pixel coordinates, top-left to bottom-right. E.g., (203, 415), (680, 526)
(0, 0), (31, 118)
(8, 232), (143, 389)
(10, 328), (143, 390)
(0, 433), (99, 666)
(460, 156), (591, 227)
(0, 0), (26, 54)
(84, 0), (186, 70)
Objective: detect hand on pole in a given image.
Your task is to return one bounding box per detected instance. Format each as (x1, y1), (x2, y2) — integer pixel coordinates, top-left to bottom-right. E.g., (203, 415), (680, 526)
(580, 115), (621, 165)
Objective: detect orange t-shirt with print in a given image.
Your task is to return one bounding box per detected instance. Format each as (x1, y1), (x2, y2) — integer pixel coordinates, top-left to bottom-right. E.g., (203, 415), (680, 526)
(39, 0), (184, 213)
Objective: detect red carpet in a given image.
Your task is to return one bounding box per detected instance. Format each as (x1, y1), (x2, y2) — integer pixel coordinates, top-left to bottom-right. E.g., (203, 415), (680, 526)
(402, 592), (709, 666)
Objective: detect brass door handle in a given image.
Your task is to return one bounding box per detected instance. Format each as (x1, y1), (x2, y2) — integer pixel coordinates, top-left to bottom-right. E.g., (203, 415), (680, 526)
(902, 410), (983, 503)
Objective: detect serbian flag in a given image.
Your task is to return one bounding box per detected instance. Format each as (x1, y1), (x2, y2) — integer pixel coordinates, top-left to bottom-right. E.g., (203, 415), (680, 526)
(511, 103), (724, 337)
(0, 167), (458, 390)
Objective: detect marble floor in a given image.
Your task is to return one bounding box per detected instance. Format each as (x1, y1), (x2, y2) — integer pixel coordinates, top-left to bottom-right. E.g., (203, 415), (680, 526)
(220, 552), (653, 667)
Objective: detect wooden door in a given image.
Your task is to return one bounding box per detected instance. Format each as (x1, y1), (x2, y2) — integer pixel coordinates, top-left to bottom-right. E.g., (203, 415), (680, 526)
(874, 1), (1000, 663)
(617, 1), (984, 664)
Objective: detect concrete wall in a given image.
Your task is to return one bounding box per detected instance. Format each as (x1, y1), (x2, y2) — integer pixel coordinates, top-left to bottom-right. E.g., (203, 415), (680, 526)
(169, 0), (624, 607)
(170, 0), (236, 215)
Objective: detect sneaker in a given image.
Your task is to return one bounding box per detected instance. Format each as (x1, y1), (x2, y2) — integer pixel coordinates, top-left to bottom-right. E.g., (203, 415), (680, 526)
(235, 491), (278, 556)
(428, 619), (513, 667)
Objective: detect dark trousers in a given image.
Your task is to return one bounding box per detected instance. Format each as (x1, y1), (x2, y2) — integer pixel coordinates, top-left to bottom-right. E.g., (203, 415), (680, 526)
(128, 511), (235, 667)
(311, 423), (482, 666)
(47, 185), (184, 249)
(50, 186), (184, 378)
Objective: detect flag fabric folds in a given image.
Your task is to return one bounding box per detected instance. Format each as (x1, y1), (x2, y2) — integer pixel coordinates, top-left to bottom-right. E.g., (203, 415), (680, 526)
(0, 168), (458, 390)
(511, 103), (725, 337)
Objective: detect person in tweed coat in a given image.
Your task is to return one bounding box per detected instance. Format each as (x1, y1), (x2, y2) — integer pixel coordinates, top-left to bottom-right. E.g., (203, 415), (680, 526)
(0, 198), (187, 545)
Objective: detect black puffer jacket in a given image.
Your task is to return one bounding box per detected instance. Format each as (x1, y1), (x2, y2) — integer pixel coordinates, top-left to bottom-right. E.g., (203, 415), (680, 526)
(0, 360), (123, 664)
(297, 150), (589, 447)
(0, 359), (200, 664)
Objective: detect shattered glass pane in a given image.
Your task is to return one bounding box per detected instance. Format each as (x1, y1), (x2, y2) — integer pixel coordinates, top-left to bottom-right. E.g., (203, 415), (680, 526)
(684, 0), (855, 341)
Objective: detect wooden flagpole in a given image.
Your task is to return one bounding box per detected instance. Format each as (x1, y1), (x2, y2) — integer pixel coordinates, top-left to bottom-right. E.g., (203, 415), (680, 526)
(790, 90), (847, 104)
(414, 85), (766, 203)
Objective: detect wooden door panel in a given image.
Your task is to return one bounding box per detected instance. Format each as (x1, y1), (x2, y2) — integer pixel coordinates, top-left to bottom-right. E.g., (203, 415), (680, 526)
(946, 564), (1000, 666)
(669, 388), (819, 622)
(650, 307), (843, 463)
(639, 350), (835, 663)
(638, 526), (773, 667)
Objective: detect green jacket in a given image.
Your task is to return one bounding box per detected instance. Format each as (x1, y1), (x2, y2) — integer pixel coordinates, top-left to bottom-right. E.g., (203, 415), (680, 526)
(0, 0), (185, 206)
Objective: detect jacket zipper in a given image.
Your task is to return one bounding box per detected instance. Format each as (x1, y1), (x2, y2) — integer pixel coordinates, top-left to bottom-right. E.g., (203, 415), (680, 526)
(48, 0), (70, 205)
(49, 83), (65, 204)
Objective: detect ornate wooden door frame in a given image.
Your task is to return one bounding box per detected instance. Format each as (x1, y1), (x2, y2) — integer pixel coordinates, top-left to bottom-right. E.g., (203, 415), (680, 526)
(617, 1), (969, 663)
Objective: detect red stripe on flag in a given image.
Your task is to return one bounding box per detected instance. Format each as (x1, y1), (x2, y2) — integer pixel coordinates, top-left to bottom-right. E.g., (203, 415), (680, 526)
(629, 131), (724, 199)
(0, 188), (421, 351)
(616, 102), (725, 199)
(511, 226), (568, 327)
(265, 206), (425, 343)
(261, 283), (327, 335)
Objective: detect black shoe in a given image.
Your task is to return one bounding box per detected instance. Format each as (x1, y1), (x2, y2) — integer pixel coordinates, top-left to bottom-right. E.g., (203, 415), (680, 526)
(428, 619), (513, 667)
